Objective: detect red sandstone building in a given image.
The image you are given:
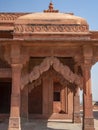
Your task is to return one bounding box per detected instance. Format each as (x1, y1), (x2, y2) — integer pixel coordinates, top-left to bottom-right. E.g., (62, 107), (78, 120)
(0, 2), (97, 130)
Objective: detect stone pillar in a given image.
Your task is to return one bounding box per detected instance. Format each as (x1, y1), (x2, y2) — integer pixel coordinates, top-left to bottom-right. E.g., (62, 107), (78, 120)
(43, 75), (49, 115)
(83, 63), (95, 130)
(73, 87), (81, 123)
(21, 85), (28, 120)
(65, 87), (68, 113)
(61, 86), (66, 113)
(48, 73), (53, 115)
(68, 87), (73, 118)
(43, 72), (53, 116)
(8, 64), (22, 130)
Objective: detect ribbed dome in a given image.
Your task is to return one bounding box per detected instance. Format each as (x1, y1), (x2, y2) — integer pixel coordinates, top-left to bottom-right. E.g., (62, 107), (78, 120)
(14, 2), (89, 35)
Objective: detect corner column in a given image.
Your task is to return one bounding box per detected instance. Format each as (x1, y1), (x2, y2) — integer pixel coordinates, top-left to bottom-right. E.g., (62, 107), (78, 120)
(73, 87), (81, 123)
(83, 63), (95, 130)
(8, 64), (22, 130)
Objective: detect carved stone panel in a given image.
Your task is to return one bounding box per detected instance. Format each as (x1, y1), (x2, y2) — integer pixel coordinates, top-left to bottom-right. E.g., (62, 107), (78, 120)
(14, 24), (88, 33)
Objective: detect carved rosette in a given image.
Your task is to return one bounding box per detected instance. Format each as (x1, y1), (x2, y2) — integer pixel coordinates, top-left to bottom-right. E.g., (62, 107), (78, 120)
(14, 24), (88, 33)
(21, 57), (83, 89)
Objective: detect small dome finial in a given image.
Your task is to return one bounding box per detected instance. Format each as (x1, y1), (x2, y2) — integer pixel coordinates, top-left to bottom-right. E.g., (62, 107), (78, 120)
(49, 2), (54, 11)
(44, 2), (59, 13)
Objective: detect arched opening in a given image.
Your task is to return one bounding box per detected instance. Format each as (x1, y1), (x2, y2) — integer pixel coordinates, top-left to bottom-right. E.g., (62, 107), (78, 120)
(21, 57), (81, 121)
(24, 68), (75, 120)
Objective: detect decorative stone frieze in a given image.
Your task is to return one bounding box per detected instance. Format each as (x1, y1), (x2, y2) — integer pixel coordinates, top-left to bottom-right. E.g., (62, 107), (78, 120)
(14, 24), (88, 33)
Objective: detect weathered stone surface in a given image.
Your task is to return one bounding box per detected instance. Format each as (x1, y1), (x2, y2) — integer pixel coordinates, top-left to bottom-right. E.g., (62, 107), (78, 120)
(0, 2), (97, 130)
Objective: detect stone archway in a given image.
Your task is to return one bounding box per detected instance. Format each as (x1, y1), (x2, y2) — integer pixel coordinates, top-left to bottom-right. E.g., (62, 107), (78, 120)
(25, 68), (75, 119)
(21, 57), (82, 120)
(21, 57), (83, 90)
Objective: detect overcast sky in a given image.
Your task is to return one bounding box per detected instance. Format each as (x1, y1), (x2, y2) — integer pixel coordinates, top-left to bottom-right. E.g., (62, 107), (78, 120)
(0, 0), (98, 101)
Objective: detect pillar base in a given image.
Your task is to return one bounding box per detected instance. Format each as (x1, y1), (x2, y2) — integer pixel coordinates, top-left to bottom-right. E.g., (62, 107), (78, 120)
(8, 117), (21, 130)
(73, 113), (81, 123)
(83, 117), (95, 130)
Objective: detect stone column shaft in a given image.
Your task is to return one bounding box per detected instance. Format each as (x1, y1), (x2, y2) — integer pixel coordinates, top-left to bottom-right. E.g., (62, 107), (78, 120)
(73, 87), (81, 123)
(43, 75), (49, 115)
(43, 73), (53, 116)
(83, 64), (95, 130)
(68, 88), (73, 118)
(8, 64), (22, 130)
(61, 86), (66, 113)
(21, 86), (28, 120)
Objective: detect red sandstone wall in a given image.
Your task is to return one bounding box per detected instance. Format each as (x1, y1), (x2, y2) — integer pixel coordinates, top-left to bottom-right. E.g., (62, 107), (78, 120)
(90, 31), (98, 39)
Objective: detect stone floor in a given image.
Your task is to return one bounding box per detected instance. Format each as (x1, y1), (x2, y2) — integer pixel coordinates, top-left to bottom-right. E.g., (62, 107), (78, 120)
(22, 120), (82, 130)
(0, 111), (98, 130)
(94, 110), (98, 130)
(0, 120), (82, 130)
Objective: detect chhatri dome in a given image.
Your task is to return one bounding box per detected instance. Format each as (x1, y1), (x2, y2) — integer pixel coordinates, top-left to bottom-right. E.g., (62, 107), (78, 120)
(14, 2), (89, 38)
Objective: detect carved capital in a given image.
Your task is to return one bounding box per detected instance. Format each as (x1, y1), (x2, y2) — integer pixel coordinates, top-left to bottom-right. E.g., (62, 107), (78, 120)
(83, 58), (93, 70)
(11, 63), (23, 70)
(21, 50), (30, 67)
(74, 56), (84, 77)
(11, 44), (21, 64)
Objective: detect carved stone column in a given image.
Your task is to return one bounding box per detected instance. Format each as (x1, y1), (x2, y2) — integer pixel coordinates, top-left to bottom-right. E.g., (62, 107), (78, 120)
(8, 44), (23, 130)
(61, 86), (66, 113)
(42, 72), (53, 116)
(8, 64), (22, 130)
(42, 74), (49, 115)
(68, 87), (73, 118)
(83, 63), (95, 130)
(21, 85), (28, 120)
(73, 87), (81, 123)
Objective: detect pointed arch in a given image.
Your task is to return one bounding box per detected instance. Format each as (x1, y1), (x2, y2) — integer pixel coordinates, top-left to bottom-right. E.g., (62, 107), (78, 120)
(21, 57), (83, 89)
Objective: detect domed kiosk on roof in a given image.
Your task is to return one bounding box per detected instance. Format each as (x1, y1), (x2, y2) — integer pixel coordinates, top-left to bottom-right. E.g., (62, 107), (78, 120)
(13, 2), (89, 39)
